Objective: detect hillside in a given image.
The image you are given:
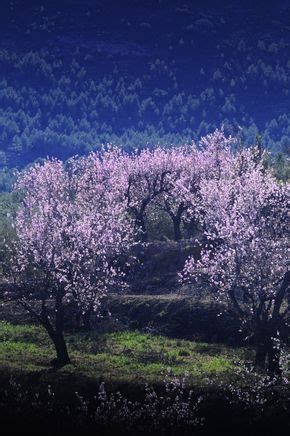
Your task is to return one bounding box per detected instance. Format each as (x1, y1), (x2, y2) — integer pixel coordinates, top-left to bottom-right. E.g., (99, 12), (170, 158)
(0, 0), (290, 189)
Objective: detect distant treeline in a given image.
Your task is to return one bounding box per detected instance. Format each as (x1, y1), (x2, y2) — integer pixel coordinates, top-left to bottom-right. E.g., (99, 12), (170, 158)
(0, 47), (289, 182)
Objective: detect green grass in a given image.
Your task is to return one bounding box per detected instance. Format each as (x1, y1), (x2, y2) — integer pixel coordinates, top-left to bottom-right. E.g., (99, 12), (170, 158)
(0, 320), (252, 386)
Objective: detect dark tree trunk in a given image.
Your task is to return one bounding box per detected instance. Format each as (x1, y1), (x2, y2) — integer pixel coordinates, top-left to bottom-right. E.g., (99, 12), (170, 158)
(183, 217), (198, 239)
(254, 328), (282, 380)
(266, 334), (282, 380)
(165, 203), (185, 241)
(50, 330), (71, 368)
(41, 294), (71, 368)
(75, 310), (81, 329)
(172, 216), (182, 241)
(82, 311), (92, 331)
(17, 295), (71, 368)
(265, 272), (290, 379)
(267, 345), (282, 379)
(254, 342), (267, 370)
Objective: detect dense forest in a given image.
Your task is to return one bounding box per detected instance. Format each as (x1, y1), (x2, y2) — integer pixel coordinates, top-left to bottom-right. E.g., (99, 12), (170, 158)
(0, 0), (290, 190)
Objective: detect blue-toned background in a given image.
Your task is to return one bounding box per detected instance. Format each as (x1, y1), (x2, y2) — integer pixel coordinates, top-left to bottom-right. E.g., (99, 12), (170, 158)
(0, 0), (289, 188)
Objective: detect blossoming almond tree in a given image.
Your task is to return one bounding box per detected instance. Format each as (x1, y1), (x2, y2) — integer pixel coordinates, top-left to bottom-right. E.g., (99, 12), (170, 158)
(6, 156), (134, 367)
(156, 144), (202, 241)
(183, 138), (289, 378)
(121, 145), (204, 242)
(122, 148), (174, 241)
(68, 149), (136, 327)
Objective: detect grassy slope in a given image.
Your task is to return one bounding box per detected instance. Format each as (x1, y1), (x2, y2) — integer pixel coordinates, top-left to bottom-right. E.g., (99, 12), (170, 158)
(0, 323), (289, 434)
(0, 320), (251, 388)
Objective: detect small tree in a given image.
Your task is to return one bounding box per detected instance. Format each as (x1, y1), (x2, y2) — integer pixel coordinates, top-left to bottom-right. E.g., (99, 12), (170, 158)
(183, 136), (289, 378)
(5, 156), (134, 367)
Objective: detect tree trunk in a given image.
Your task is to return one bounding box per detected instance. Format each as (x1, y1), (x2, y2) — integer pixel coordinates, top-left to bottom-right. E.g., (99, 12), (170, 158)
(75, 310), (81, 329)
(19, 295), (71, 368)
(50, 330), (71, 368)
(254, 330), (282, 379)
(254, 342), (267, 370)
(82, 311), (92, 331)
(166, 203), (185, 241)
(184, 217), (198, 239)
(173, 216), (182, 241)
(41, 295), (71, 368)
(266, 336), (282, 380)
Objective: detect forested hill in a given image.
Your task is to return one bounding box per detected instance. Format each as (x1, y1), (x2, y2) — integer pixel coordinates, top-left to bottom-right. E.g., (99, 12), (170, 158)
(0, 0), (290, 185)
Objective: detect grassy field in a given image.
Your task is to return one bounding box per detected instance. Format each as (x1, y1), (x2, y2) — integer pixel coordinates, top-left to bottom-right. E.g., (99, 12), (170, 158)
(0, 321), (289, 434)
(0, 296), (289, 434)
(0, 320), (251, 386)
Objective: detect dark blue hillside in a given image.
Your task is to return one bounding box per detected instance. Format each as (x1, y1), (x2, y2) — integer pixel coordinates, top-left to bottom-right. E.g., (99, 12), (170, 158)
(0, 0), (289, 174)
